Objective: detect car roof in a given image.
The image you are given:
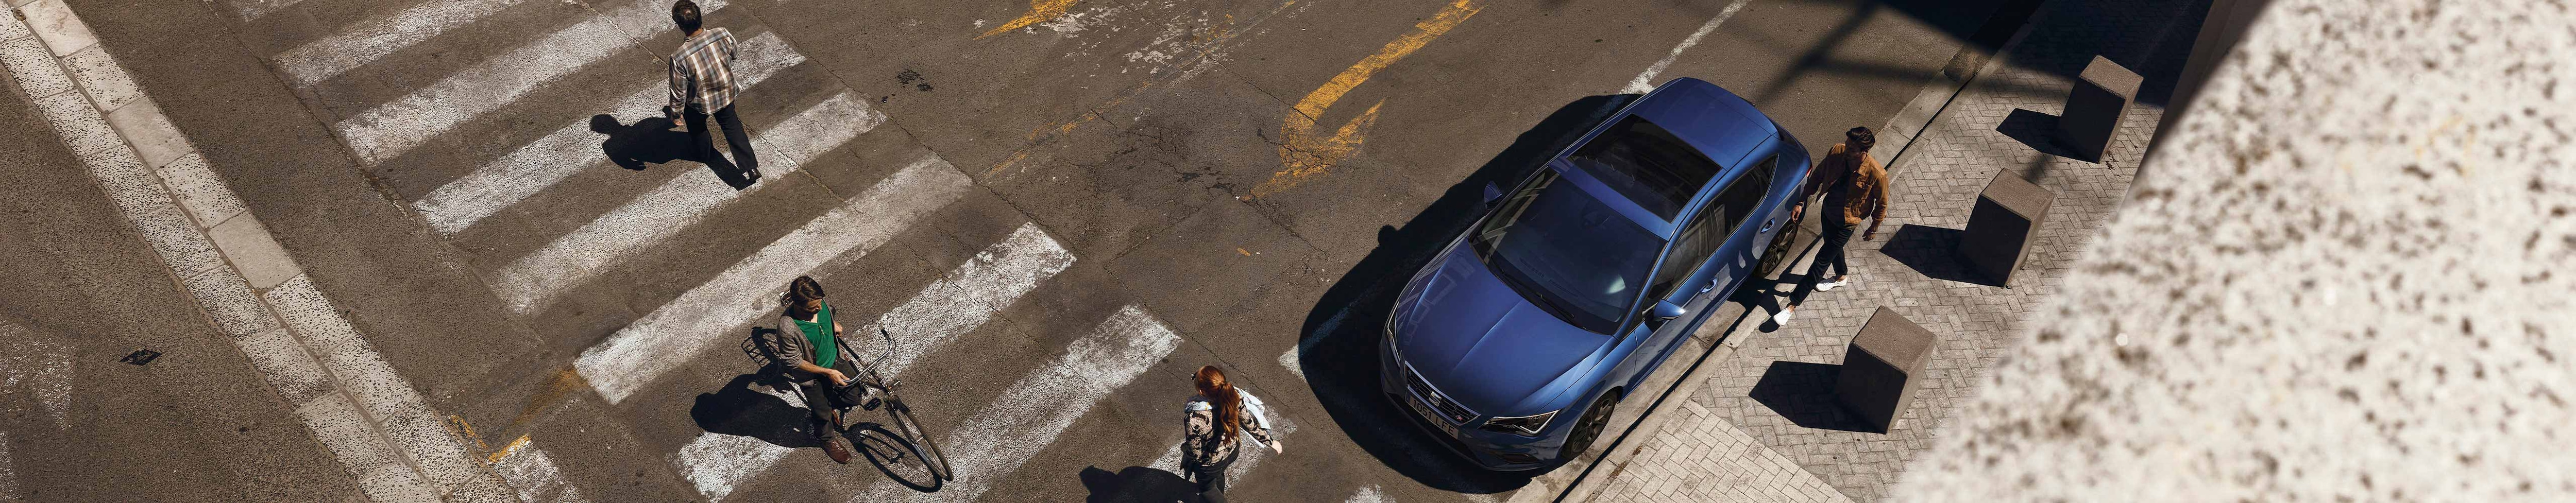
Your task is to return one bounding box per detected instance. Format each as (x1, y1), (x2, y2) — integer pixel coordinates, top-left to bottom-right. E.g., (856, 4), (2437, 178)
(1629, 78), (1776, 168)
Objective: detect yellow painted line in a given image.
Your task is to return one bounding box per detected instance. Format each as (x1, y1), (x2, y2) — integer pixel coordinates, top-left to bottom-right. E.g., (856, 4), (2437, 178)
(486, 434), (533, 464)
(1252, 0), (1483, 198)
(509, 368), (586, 429)
(980, 0), (1083, 39)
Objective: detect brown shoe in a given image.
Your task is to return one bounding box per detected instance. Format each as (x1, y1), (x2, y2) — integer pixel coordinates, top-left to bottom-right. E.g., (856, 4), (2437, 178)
(821, 437), (853, 464)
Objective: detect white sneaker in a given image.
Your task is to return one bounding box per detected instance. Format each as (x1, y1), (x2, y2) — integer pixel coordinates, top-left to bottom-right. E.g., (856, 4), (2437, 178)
(1817, 276), (1852, 292)
(1771, 308), (1795, 326)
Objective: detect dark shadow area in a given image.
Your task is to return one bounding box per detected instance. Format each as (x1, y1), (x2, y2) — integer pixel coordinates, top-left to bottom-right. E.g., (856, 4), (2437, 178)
(1874, 224), (1999, 286)
(1751, 0), (2041, 102)
(591, 113), (758, 189)
(1996, 108), (2090, 161)
(1732, 270), (1802, 334)
(854, 423), (944, 492)
(690, 372), (822, 449)
(1291, 94), (1637, 493)
(1747, 360), (1876, 432)
(1762, 0), (2224, 109)
(1077, 465), (1200, 503)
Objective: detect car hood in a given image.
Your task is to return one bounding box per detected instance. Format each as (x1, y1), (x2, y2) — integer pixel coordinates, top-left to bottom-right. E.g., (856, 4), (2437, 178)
(1392, 241), (1612, 415)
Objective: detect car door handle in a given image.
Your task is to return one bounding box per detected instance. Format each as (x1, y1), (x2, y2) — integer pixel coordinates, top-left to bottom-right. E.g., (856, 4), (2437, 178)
(1759, 219), (1778, 233)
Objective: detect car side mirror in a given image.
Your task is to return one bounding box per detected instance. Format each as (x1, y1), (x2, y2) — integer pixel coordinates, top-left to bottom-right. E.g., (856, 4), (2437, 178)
(1482, 181), (1504, 205)
(1649, 300), (1687, 321)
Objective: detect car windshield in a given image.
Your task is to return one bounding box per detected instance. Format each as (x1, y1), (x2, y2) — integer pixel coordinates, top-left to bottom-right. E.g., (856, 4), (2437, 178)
(1469, 170), (1666, 334)
(1565, 116), (1723, 220)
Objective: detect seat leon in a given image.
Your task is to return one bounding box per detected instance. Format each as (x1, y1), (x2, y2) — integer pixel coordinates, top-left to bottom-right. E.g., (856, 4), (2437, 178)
(1379, 78), (1813, 471)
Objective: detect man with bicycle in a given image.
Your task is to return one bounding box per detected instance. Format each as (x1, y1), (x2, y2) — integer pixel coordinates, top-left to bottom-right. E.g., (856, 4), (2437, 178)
(774, 276), (868, 463)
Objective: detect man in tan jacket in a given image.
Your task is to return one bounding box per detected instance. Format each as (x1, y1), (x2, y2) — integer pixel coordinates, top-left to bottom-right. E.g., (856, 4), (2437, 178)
(1775, 127), (1890, 327)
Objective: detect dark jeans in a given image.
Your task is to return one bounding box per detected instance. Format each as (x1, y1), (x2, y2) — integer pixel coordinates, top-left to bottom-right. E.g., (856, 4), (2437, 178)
(1188, 452), (1236, 503)
(1788, 220), (1855, 306)
(684, 104), (758, 176)
(797, 358), (866, 440)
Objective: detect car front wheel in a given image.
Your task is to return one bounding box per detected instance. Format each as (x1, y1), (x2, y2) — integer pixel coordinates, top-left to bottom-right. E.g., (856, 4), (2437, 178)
(1557, 392), (1619, 461)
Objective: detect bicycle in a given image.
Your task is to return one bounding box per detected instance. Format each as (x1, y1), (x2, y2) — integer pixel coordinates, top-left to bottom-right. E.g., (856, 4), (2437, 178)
(744, 326), (955, 489)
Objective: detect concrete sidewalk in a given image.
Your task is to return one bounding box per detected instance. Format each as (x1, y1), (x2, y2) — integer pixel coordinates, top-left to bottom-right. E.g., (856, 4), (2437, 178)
(1563, 0), (2210, 500)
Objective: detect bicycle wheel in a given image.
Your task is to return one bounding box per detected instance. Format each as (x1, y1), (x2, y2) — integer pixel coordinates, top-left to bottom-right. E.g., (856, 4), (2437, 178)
(882, 395), (954, 481)
(849, 423), (942, 492)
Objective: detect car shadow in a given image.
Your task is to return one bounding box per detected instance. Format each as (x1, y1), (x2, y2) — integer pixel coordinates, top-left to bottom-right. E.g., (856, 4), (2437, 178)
(1292, 94), (1636, 493)
(1076, 465), (1200, 503)
(1746, 360), (1877, 432)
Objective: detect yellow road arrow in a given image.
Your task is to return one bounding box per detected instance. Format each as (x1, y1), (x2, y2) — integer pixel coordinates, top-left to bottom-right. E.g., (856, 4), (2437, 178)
(1252, 0), (1483, 198)
(980, 0), (1084, 39)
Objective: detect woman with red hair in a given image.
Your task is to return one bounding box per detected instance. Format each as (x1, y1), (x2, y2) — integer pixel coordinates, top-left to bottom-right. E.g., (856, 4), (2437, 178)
(1181, 365), (1282, 502)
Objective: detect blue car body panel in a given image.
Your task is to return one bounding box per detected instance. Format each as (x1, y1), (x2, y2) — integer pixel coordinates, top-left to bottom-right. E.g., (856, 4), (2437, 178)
(1381, 78), (1813, 470)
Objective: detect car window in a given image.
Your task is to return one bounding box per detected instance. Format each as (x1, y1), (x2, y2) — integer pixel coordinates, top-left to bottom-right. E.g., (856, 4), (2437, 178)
(1565, 116), (1723, 220)
(1648, 155), (1776, 302)
(1470, 170), (1668, 335)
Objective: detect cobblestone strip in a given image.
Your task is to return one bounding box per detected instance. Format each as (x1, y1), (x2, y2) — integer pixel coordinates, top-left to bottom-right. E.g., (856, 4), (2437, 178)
(0, 5), (558, 502)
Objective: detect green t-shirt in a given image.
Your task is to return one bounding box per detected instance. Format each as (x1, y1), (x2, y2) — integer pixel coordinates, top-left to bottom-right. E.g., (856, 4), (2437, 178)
(790, 303), (836, 368)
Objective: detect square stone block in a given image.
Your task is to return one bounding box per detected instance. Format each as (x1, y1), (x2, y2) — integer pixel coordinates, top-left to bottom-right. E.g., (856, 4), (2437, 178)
(1836, 307), (1936, 433)
(2055, 55), (2142, 162)
(1958, 171), (2054, 287)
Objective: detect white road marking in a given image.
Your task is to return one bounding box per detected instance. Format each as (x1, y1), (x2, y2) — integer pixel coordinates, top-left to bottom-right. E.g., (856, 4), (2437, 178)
(225, 0), (305, 21)
(412, 31), (804, 236)
(3, 7), (556, 500)
(332, 0), (729, 165)
(1618, 0), (1754, 94)
(491, 443), (588, 503)
(672, 223), (1070, 501)
(0, 323), (74, 431)
(492, 91), (885, 314)
(1345, 484), (1392, 503)
(674, 433), (790, 501)
(268, 0), (535, 87)
(1278, 345), (1303, 380)
(575, 157), (972, 404)
(850, 305), (1184, 503)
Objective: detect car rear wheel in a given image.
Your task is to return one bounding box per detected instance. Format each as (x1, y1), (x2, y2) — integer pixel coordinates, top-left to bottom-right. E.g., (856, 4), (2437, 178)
(1558, 392), (1619, 461)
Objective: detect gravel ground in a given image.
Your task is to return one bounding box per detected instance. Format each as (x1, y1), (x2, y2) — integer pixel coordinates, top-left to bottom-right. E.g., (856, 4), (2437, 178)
(1890, 1), (2576, 501)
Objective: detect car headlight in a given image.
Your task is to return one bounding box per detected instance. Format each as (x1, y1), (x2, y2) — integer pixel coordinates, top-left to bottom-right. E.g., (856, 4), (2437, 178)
(1480, 410), (1558, 437)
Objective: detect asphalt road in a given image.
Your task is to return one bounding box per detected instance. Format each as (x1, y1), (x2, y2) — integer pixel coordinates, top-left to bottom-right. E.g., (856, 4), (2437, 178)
(2, 0), (2012, 501)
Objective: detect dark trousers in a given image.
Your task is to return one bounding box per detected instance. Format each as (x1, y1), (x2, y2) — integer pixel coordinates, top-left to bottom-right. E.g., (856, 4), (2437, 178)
(1188, 452), (1236, 503)
(1788, 220), (1854, 306)
(684, 104), (758, 176)
(796, 359), (866, 440)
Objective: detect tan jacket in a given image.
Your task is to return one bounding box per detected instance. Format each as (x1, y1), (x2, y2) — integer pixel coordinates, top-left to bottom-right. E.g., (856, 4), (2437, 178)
(1803, 143), (1890, 233)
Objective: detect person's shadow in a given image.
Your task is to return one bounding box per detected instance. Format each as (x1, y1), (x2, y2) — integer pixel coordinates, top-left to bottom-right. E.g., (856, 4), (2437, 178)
(591, 114), (758, 189)
(691, 373), (823, 449)
(1077, 466), (1200, 503)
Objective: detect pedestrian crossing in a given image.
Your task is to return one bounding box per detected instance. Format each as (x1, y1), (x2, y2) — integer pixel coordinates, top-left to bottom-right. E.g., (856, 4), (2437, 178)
(152, 0), (1351, 500)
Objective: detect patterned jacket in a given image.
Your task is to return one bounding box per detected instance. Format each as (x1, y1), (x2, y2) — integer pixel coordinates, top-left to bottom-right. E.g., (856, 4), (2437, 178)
(1181, 395), (1276, 473)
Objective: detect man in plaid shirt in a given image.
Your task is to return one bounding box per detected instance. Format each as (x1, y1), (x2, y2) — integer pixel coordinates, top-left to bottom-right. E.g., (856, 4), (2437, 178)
(665, 0), (759, 183)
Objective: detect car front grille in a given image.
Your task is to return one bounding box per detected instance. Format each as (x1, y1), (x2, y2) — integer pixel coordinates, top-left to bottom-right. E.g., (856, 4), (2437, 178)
(1400, 362), (1477, 424)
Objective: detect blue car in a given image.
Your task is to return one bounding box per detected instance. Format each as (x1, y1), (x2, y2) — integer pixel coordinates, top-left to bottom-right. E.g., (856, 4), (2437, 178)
(1378, 78), (1813, 471)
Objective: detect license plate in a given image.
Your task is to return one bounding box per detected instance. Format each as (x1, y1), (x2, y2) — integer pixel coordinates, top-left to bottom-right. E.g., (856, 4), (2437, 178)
(1405, 394), (1460, 438)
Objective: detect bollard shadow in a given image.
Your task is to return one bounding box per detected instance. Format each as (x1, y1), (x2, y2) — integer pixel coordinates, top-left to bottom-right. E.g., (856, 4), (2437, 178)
(592, 114), (759, 190)
(1077, 465), (1200, 503)
(1747, 360), (1876, 432)
(1292, 94), (1635, 493)
(1875, 224), (2000, 286)
(1996, 108), (2091, 162)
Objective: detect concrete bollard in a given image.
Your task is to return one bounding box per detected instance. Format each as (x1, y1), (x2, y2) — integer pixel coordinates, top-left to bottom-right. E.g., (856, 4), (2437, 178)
(2056, 55), (2143, 162)
(1959, 170), (2055, 287)
(1836, 307), (1937, 433)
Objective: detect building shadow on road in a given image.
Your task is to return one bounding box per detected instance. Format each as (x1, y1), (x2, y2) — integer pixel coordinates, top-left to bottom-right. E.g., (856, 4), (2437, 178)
(1077, 465), (1199, 503)
(1747, 360), (1877, 432)
(1291, 94), (1635, 493)
(592, 114), (758, 189)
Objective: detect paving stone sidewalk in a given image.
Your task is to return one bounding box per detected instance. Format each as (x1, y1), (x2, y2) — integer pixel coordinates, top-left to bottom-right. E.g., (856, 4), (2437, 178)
(1573, 1), (2211, 501)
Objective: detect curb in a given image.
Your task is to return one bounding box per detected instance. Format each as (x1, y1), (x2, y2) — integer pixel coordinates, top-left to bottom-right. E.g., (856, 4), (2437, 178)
(1545, 4), (2058, 501)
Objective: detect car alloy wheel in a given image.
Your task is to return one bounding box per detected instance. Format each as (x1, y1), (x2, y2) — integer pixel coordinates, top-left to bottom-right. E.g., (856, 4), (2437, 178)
(1757, 210), (1805, 276)
(1558, 392), (1619, 460)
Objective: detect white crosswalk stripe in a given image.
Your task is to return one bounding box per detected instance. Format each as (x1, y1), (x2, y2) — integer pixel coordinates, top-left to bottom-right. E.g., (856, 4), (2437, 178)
(671, 222), (1072, 501)
(575, 157), (972, 404)
(268, 0), (535, 87)
(851, 305), (1184, 503)
(412, 31), (806, 236)
(493, 90), (886, 314)
(332, 0), (728, 165)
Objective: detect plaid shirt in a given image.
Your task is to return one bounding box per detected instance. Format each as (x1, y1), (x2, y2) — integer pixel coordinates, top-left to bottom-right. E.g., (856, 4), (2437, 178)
(666, 27), (740, 117)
